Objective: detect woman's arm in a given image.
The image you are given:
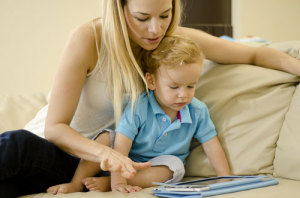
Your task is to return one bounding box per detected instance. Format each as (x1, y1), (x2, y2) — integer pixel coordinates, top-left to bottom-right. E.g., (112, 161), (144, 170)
(45, 21), (98, 160)
(202, 136), (231, 176)
(175, 27), (300, 76)
(43, 21), (141, 178)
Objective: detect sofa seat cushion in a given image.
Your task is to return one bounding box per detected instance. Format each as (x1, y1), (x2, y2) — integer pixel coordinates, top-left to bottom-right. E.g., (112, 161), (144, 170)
(19, 178), (300, 198)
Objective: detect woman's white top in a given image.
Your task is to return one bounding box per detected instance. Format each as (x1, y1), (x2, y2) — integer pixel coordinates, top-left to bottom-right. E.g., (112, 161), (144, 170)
(24, 22), (114, 139)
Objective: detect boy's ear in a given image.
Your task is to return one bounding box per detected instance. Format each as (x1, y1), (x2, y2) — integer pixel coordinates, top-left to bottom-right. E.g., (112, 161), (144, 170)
(145, 72), (156, 90)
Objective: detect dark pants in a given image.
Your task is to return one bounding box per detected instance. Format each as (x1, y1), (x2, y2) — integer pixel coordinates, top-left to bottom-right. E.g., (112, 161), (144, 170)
(0, 130), (80, 198)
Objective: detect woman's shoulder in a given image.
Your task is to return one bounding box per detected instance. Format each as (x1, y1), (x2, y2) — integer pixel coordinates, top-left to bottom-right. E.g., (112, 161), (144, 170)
(173, 26), (207, 38)
(172, 26), (216, 50)
(65, 18), (103, 72)
(69, 18), (102, 48)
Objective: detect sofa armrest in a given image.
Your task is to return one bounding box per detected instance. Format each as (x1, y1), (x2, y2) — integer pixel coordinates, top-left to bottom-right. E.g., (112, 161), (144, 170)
(0, 93), (47, 133)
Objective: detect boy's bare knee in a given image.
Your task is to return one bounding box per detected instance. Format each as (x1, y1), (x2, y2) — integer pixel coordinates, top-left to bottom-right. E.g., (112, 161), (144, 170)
(128, 165), (173, 187)
(94, 131), (110, 146)
(155, 165), (173, 182)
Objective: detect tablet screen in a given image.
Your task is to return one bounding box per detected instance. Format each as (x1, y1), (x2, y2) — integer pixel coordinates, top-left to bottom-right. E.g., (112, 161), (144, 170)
(176, 176), (254, 186)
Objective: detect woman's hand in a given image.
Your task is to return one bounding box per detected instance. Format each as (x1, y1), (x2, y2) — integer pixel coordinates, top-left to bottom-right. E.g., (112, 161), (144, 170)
(99, 146), (151, 179)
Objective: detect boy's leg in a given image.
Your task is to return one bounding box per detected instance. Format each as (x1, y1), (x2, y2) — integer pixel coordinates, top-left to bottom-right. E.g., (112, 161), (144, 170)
(47, 130), (112, 194)
(128, 165), (173, 187)
(0, 130), (79, 197)
(84, 155), (185, 191)
(128, 155), (185, 187)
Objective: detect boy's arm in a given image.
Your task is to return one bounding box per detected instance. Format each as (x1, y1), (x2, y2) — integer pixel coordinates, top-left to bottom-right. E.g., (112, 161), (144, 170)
(111, 132), (150, 193)
(111, 132), (133, 192)
(201, 136), (231, 176)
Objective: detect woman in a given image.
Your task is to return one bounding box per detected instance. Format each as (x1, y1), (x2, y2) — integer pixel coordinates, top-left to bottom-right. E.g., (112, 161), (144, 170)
(0, 0), (299, 197)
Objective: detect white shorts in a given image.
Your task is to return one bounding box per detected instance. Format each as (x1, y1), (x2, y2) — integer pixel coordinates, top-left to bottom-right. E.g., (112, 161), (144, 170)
(93, 129), (185, 183)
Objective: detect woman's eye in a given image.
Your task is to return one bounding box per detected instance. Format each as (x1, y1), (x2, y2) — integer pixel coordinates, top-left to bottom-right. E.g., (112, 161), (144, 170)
(136, 17), (148, 22)
(188, 86), (195, 89)
(160, 15), (169, 19)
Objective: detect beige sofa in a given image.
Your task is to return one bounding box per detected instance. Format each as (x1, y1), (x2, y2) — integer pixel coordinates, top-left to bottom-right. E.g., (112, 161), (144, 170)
(1, 41), (300, 198)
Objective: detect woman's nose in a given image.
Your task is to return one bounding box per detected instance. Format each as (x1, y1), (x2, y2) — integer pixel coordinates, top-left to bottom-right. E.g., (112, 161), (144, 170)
(148, 19), (162, 35)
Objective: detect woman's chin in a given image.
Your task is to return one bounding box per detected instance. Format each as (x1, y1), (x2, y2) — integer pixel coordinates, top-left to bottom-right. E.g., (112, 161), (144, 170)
(142, 43), (160, 51)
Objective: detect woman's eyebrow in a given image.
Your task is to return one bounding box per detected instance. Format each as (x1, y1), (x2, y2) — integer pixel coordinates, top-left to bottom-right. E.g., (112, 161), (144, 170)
(134, 8), (171, 16)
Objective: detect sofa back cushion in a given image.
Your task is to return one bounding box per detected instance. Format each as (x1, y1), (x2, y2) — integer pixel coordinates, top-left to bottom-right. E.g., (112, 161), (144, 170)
(274, 84), (300, 180)
(185, 64), (300, 177)
(0, 93), (47, 133)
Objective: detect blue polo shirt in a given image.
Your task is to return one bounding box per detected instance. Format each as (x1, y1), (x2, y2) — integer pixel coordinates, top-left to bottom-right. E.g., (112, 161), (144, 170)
(117, 90), (216, 164)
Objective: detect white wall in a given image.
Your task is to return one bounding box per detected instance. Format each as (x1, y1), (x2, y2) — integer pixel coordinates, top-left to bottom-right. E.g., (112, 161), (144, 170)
(232, 0), (300, 42)
(1, 0), (300, 94)
(0, 0), (101, 94)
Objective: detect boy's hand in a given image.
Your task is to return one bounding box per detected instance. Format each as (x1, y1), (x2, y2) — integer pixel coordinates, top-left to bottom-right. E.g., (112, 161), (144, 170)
(112, 183), (142, 193)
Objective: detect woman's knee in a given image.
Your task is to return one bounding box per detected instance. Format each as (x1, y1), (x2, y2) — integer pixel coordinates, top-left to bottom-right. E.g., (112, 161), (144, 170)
(2, 129), (36, 139)
(0, 130), (42, 179)
(1, 129), (44, 150)
(0, 129), (79, 182)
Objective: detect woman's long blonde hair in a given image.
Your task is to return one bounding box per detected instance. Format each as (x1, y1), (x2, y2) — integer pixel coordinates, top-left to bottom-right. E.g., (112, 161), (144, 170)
(99, 0), (181, 125)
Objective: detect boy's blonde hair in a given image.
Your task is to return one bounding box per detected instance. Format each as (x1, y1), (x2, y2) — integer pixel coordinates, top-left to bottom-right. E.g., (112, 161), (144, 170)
(99, 0), (182, 125)
(142, 36), (205, 74)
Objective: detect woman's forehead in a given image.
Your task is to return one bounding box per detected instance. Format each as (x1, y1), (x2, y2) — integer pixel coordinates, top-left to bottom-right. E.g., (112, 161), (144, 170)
(125, 0), (172, 13)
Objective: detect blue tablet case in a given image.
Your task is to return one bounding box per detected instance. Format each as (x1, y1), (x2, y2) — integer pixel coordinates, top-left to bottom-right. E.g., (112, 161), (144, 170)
(152, 176), (278, 198)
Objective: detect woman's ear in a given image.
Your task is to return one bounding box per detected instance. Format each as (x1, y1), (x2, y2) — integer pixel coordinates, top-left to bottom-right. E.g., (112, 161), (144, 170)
(145, 72), (156, 90)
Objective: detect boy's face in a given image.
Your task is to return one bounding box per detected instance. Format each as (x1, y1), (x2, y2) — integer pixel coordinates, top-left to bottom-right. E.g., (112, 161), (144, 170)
(146, 61), (202, 117)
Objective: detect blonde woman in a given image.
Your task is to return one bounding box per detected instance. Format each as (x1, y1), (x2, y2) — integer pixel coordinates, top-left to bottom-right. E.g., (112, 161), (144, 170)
(0, 0), (299, 197)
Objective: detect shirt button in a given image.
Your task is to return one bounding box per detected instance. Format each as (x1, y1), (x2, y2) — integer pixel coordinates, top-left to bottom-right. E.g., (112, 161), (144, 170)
(164, 133), (168, 136)
(162, 117), (167, 122)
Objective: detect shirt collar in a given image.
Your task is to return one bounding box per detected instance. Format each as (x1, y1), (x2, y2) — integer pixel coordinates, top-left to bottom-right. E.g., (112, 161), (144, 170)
(148, 90), (192, 124)
(148, 90), (165, 115)
(179, 105), (192, 124)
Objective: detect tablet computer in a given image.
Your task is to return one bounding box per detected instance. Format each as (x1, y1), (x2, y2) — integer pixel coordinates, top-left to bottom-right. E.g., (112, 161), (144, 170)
(153, 175), (277, 193)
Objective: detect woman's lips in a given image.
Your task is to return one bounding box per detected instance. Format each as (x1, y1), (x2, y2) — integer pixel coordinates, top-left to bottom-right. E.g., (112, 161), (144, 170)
(144, 37), (161, 44)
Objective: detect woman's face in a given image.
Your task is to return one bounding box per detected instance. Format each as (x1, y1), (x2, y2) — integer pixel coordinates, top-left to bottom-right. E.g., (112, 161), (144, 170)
(124, 0), (173, 51)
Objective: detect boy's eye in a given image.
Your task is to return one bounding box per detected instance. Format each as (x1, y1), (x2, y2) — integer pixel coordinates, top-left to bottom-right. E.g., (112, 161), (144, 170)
(188, 85), (195, 89)
(170, 86), (178, 89)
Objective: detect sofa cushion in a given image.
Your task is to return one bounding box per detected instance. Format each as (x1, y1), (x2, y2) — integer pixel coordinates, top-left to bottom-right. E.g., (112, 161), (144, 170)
(185, 64), (300, 177)
(274, 84), (300, 180)
(0, 93), (47, 133)
(20, 178), (300, 198)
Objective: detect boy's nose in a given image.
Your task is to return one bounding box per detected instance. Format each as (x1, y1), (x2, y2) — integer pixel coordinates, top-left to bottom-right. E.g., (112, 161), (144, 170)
(178, 90), (188, 98)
